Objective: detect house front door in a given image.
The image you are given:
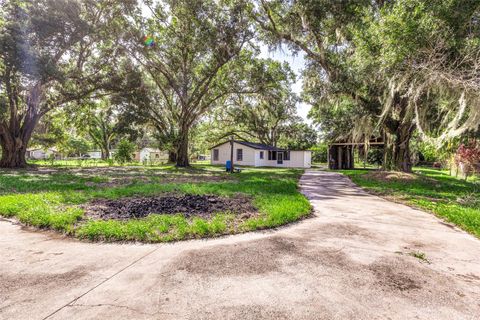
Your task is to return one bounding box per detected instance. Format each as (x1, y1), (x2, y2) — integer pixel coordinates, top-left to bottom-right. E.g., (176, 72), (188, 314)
(277, 152), (283, 165)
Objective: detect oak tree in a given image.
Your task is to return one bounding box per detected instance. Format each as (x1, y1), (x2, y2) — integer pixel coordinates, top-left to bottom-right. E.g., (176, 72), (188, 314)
(125, 0), (254, 167)
(0, 0), (134, 167)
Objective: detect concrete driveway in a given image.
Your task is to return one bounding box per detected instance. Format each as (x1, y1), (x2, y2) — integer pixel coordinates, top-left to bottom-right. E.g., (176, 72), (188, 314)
(1, 170), (480, 320)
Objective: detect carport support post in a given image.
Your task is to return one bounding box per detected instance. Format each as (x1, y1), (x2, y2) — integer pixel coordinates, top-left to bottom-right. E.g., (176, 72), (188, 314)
(230, 136), (234, 173)
(363, 144), (367, 169)
(327, 146), (330, 169)
(346, 146), (351, 169)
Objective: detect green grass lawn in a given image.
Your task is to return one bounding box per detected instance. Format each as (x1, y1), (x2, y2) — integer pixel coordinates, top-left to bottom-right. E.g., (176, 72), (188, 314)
(339, 168), (480, 238)
(0, 165), (311, 242)
(28, 159), (210, 167)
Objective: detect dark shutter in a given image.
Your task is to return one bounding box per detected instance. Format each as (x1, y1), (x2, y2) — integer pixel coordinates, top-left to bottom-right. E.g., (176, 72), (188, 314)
(213, 149), (219, 161)
(260, 151), (264, 159)
(284, 151), (290, 161)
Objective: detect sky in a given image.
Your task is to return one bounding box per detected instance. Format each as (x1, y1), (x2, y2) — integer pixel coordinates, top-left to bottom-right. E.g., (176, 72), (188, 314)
(259, 45), (311, 124)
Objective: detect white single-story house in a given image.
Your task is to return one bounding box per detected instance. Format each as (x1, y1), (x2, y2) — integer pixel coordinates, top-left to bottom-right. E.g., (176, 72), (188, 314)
(210, 140), (312, 168)
(197, 154), (211, 161)
(87, 150), (103, 159)
(134, 148), (169, 162)
(27, 148), (61, 160)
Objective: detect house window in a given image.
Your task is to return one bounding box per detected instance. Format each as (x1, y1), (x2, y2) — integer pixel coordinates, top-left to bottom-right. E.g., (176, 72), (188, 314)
(155, 153), (159, 158)
(237, 149), (243, 161)
(259, 151), (264, 159)
(268, 151), (277, 160)
(213, 149), (219, 161)
(284, 151), (290, 161)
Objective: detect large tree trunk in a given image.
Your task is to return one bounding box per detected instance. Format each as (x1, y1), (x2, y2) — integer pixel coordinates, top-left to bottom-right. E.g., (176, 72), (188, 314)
(0, 116), (38, 168)
(0, 120), (36, 168)
(176, 126), (189, 167)
(168, 150), (177, 163)
(382, 95), (415, 172)
(101, 147), (110, 160)
(100, 136), (111, 160)
(0, 80), (43, 168)
(383, 123), (415, 172)
(0, 137), (28, 168)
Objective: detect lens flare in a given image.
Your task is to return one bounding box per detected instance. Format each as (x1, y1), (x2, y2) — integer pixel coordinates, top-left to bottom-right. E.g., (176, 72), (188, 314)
(144, 35), (155, 47)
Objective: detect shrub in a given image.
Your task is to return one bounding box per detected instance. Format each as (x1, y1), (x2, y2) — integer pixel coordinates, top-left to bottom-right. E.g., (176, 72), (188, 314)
(454, 141), (480, 179)
(311, 144), (328, 163)
(415, 141), (438, 163)
(48, 153), (55, 166)
(114, 140), (136, 164)
(367, 148), (383, 166)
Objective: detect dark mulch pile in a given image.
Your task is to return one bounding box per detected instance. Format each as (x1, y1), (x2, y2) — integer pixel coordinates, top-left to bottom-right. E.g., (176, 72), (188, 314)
(83, 194), (257, 220)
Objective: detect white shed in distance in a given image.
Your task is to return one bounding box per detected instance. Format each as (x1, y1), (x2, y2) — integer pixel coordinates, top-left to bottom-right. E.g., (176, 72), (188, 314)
(210, 140), (311, 168)
(134, 148), (169, 162)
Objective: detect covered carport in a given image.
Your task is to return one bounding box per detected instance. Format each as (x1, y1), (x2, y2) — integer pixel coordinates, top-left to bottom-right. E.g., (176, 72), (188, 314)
(328, 138), (384, 170)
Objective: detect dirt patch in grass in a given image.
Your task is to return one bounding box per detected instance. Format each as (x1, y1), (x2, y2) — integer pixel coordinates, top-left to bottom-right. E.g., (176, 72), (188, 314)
(83, 194), (257, 220)
(363, 171), (442, 188)
(364, 171), (419, 182)
(456, 193), (480, 208)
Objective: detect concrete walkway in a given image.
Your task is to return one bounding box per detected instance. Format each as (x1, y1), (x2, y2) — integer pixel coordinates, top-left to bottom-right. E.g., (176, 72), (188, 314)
(1, 170), (480, 320)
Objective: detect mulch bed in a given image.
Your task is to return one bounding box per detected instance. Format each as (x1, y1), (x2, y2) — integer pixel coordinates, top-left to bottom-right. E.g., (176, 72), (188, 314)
(83, 194), (257, 220)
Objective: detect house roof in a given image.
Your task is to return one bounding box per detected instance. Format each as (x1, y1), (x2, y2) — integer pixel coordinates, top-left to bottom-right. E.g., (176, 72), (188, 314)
(210, 140), (286, 151)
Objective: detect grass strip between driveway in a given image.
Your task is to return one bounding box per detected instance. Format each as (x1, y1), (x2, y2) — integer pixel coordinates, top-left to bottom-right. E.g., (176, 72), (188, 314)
(0, 167), (311, 242)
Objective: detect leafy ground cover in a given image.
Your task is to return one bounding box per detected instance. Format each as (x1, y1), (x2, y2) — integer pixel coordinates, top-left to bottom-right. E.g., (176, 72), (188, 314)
(340, 168), (480, 238)
(0, 165), (311, 242)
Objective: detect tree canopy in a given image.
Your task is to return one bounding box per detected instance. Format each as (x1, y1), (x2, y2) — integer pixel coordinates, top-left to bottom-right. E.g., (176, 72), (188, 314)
(0, 0), (136, 167)
(123, 0), (255, 166)
(254, 0), (480, 171)
(1, 0), (478, 171)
